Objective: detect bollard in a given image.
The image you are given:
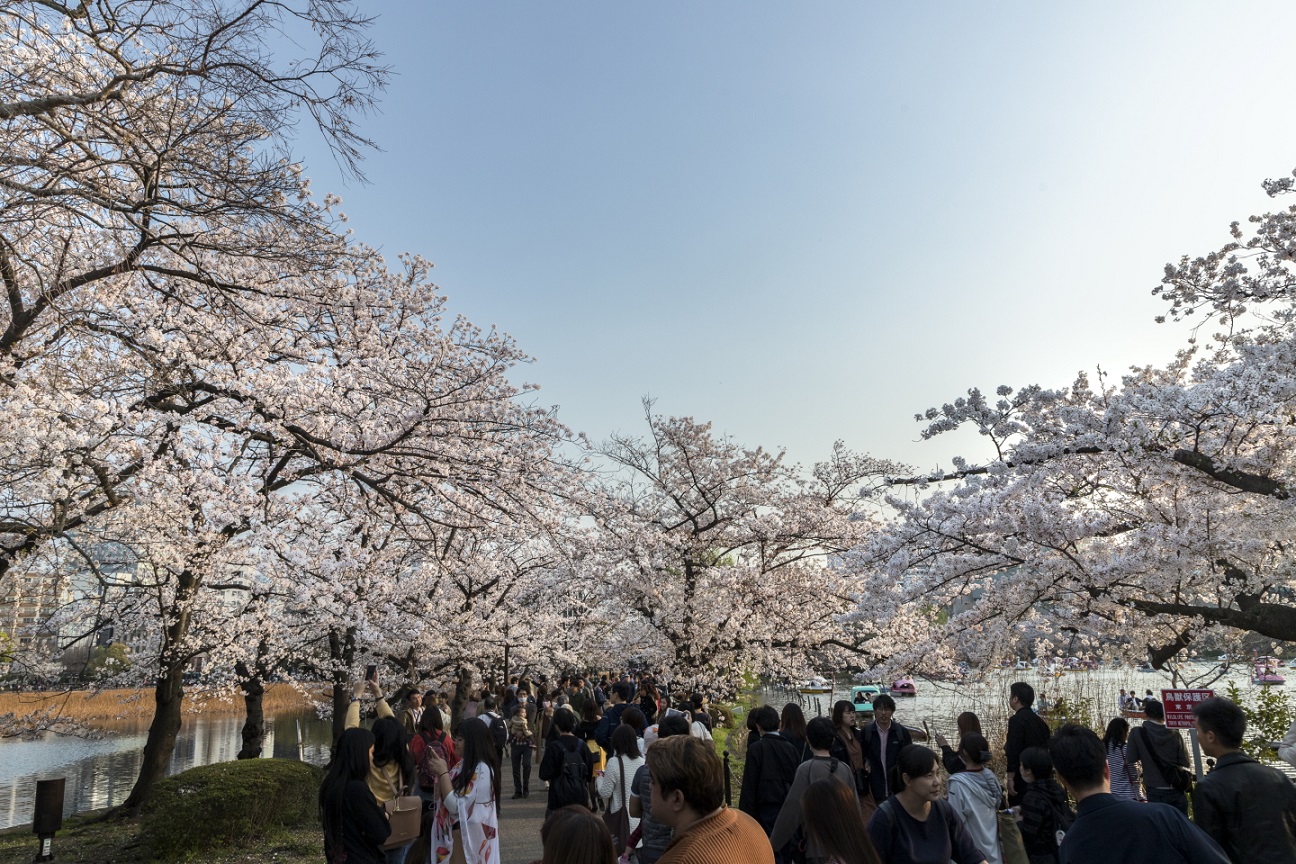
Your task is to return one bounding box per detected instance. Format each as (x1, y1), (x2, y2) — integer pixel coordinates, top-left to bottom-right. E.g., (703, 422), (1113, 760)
(723, 750), (731, 806)
(32, 778), (65, 863)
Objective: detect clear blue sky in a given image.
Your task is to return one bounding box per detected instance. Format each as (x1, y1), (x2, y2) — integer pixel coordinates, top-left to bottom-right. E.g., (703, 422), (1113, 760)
(296, 1), (1296, 473)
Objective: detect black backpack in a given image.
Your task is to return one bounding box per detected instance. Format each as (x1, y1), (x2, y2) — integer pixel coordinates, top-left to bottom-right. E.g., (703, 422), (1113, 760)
(1049, 795), (1076, 847)
(487, 713), (507, 751)
(549, 741), (588, 808)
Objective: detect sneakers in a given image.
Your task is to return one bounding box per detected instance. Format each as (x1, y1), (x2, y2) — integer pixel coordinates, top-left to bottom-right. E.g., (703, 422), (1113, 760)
(511, 791), (523, 799)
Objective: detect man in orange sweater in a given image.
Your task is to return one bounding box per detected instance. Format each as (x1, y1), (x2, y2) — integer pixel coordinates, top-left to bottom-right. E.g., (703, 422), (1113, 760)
(648, 735), (775, 864)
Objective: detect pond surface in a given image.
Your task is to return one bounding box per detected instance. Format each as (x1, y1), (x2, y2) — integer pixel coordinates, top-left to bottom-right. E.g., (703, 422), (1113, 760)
(0, 710), (333, 829)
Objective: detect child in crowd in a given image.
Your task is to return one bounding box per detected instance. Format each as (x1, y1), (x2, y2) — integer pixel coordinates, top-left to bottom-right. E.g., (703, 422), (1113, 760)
(1016, 746), (1073, 864)
(509, 706), (533, 798)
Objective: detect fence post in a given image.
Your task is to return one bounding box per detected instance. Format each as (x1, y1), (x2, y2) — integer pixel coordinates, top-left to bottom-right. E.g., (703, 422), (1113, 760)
(723, 749), (732, 806)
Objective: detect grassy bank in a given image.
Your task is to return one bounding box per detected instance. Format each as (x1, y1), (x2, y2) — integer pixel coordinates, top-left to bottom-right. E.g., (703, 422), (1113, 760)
(0, 816), (320, 864)
(0, 760), (326, 863)
(0, 683), (325, 724)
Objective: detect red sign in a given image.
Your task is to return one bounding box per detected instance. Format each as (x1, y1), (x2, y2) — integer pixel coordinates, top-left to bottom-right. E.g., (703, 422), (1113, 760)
(1160, 689), (1214, 730)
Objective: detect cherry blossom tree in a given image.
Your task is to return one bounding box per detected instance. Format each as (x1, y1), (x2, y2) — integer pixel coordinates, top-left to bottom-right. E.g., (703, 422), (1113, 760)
(583, 400), (906, 688)
(857, 169), (1296, 671)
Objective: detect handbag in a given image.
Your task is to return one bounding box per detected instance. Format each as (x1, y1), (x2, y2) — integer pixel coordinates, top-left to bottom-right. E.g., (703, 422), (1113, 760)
(997, 809), (1029, 864)
(601, 755), (632, 850)
(382, 772), (423, 850)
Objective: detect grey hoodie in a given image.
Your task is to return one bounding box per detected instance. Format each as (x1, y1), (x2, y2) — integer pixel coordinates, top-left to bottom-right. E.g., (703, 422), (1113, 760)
(948, 767), (1002, 864)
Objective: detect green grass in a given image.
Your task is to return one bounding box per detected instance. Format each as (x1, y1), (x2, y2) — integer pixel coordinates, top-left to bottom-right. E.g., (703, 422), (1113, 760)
(0, 812), (323, 864)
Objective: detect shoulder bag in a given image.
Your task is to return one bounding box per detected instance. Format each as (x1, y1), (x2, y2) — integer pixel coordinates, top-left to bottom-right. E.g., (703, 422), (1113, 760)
(1135, 727), (1194, 793)
(381, 770), (423, 850)
(602, 755), (631, 850)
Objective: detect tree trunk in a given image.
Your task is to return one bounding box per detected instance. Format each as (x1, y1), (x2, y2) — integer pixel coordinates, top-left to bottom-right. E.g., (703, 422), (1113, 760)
(122, 663), (185, 810)
(329, 626), (356, 742)
(450, 665), (474, 732)
(235, 661), (265, 759)
(123, 568), (199, 811)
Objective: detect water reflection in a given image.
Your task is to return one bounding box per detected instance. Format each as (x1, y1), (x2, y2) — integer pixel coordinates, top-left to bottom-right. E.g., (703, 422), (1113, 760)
(0, 711), (334, 829)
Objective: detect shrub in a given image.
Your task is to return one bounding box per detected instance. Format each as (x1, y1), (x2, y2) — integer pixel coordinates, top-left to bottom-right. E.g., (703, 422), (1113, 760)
(1224, 681), (1295, 760)
(140, 758), (324, 860)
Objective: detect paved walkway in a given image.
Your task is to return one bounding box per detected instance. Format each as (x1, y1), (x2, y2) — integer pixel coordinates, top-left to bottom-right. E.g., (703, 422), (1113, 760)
(497, 787), (548, 864)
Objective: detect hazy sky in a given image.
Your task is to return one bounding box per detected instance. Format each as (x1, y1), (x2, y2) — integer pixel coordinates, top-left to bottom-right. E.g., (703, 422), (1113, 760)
(296, 2), (1296, 474)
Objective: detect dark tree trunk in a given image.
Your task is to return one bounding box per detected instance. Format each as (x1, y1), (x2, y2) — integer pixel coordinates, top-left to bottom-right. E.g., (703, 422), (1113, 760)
(123, 568), (200, 811)
(123, 662), (185, 810)
(236, 660), (266, 759)
(328, 626), (356, 743)
(450, 665), (474, 732)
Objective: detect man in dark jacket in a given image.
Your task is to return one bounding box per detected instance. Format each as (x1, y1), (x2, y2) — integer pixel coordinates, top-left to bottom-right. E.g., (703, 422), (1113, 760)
(1005, 681), (1052, 805)
(594, 681), (633, 752)
(1049, 723), (1228, 864)
(1125, 698), (1192, 813)
(738, 705), (802, 853)
(538, 706), (595, 814)
(860, 694), (913, 803)
(1192, 696), (1296, 864)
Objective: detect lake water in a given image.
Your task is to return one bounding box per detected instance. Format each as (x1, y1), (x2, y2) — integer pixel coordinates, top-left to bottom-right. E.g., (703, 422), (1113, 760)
(0, 710), (334, 830)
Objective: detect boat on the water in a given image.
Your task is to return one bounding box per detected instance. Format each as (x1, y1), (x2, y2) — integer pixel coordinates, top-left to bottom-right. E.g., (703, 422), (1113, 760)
(851, 684), (882, 714)
(890, 677), (917, 697)
(1253, 663), (1286, 686)
(798, 676), (834, 695)
(1135, 662), (1155, 673)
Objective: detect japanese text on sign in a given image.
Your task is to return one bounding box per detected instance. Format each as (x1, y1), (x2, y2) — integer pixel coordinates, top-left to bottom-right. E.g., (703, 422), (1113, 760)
(1160, 689), (1214, 730)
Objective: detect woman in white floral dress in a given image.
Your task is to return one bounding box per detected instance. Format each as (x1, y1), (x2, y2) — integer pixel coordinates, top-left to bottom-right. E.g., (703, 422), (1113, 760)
(428, 718), (501, 864)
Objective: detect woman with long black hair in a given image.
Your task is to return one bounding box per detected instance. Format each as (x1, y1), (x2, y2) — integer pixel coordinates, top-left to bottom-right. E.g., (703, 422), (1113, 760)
(803, 776), (882, 864)
(780, 702), (811, 762)
(829, 700), (870, 815)
(370, 716), (418, 863)
(344, 678), (417, 864)
(1102, 717), (1139, 800)
(320, 727), (391, 864)
(427, 717), (501, 864)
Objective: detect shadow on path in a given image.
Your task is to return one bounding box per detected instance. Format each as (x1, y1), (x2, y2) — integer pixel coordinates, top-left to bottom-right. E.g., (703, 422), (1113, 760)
(497, 789), (548, 864)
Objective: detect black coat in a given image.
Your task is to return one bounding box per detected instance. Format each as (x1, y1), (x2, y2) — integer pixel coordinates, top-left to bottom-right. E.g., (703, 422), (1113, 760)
(738, 731), (802, 832)
(538, 734), (596, 812)
(323, 779), (391, 864)
(830, 727), (869, 796)
(1005, 706), (1051, 805)
(1193, 751), (1296, 864)
(860, 721), (912, 802)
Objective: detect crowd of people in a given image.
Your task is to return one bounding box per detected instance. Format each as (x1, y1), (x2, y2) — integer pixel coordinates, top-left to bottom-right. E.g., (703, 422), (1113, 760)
(319, 674), (1296, 864)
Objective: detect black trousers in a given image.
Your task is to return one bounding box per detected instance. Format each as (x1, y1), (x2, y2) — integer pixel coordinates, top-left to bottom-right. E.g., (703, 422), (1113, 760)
(511, 743), (532, 794)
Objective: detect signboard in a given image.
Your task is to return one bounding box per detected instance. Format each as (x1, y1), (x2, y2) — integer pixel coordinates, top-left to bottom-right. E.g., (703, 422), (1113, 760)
(1160, 688), (1214, 730)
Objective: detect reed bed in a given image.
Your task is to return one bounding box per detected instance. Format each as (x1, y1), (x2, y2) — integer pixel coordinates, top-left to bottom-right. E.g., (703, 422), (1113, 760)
(0, 682), (326, 723)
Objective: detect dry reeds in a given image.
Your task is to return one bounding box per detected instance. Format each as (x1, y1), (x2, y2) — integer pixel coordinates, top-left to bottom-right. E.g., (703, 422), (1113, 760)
(0, 682), (326, 724)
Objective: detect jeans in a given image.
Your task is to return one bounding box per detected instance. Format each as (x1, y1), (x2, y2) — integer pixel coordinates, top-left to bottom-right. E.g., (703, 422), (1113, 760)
(511, 743), (532, 794)
(1146, 786), (1188, 814)
(384, 842), (410, 864)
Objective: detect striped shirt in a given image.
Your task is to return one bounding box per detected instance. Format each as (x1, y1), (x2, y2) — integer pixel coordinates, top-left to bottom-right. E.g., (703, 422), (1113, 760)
(1107, 742), (1139, 799)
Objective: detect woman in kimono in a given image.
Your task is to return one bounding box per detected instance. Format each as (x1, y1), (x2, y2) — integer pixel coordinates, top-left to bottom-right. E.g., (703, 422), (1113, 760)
(427, 717), (501, 864)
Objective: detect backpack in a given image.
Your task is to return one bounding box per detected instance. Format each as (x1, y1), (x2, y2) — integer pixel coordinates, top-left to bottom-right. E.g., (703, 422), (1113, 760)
(413, 730), (451, 791)
(1048, 795), (1076, 848)
(487, 713), (507, 752)
(549, 741), (588, 808)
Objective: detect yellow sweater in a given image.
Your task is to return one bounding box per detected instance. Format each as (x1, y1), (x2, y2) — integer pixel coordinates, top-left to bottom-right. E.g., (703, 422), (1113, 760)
(657, 807), (774, 864)
(344, 696), (406, 804)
